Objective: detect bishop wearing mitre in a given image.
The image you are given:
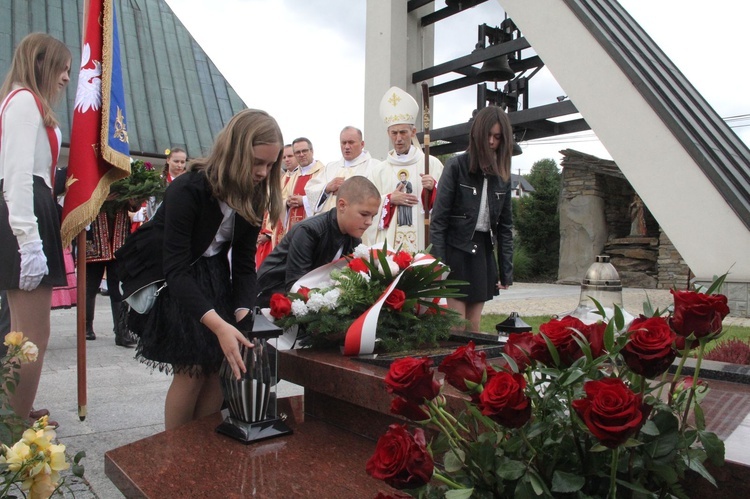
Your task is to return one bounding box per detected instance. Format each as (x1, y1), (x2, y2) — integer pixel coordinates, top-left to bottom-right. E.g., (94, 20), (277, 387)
(364, 86), (443, 253)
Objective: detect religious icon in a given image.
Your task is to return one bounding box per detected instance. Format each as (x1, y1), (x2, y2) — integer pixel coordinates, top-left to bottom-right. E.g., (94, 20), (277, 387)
(396, 169), (413, 226)
(629, 193), (647, 236)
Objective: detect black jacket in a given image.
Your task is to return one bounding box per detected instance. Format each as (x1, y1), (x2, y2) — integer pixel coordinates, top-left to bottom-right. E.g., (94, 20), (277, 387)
(430, 153), (513, 286)
(116, 171), (260, 321)
(256, 208), (360, 305)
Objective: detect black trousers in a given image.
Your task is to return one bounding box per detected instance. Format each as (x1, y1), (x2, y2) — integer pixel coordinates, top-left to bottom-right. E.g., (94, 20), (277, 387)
(85, 260), (122, 324)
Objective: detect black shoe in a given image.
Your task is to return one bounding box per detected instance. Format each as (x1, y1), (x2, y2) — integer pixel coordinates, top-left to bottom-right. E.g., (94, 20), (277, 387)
(115, 329), (137, 348)
(86, 329), (96, 340)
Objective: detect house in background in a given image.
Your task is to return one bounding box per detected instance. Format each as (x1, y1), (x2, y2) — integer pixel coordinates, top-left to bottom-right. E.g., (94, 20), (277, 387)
(0, 0), (246, 164)
(510, 173), (535, 198)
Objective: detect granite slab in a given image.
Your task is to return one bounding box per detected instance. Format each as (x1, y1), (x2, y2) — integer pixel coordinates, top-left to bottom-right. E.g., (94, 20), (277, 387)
(104, 397), (396, 498)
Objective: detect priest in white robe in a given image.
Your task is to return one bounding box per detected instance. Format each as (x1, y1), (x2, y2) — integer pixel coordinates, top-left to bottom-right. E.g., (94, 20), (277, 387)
(305, 126), (380, 214)
(365, 87), (443, 253)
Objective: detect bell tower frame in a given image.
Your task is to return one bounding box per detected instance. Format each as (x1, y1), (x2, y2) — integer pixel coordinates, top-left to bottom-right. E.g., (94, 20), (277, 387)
(364, 0), (750, 311)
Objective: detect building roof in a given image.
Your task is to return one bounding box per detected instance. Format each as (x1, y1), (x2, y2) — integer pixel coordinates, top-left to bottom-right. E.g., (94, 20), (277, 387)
(511, 173), (536, 193)
(0, 0), (246, 158)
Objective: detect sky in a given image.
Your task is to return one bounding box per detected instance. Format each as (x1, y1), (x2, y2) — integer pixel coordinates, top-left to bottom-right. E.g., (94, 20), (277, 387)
(163, 0), (750, 174)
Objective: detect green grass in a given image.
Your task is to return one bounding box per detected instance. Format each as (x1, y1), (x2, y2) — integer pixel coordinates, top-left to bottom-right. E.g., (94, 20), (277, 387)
(480, 314), (750, 355)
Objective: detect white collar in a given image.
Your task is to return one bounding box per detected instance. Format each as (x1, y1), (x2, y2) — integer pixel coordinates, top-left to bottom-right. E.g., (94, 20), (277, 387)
(343, 151), (369, 167)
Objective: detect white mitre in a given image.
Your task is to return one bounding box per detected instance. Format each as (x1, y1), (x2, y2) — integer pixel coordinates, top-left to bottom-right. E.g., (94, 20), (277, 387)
(379, 86), (419, 127)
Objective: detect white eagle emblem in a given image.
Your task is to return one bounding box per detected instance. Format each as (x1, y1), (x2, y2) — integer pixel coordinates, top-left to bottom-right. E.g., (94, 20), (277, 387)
(74, 43), (102, 113)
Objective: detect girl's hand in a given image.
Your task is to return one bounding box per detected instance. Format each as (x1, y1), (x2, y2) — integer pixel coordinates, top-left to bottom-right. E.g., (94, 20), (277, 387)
(202, 311), (253, 379)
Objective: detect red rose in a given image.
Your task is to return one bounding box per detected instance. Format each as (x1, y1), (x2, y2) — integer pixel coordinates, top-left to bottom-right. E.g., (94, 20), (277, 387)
(674, 376), (707, 395)
(622, 316), (676, 378)
(670, 289), (729, 341)
(478, 370), (531, 428)
(366, 424), (434, 490)
(393, 251), (413, 270)
(503, 332), (535, 371)
(390, 397), (430, 421)
(438, 341), (487, 393)
(385, 357), (441, 404)
(532, 316), (605, 367)
(572, 378), (648, 448)
(269, 293), (292, 319)
(348, 258), (369, 274)
(297, 287), (311, 302)
(385, 289), (407, 312)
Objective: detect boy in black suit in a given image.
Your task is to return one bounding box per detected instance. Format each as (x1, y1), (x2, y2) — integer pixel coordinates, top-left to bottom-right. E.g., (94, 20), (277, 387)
(257, 176), (380, 306)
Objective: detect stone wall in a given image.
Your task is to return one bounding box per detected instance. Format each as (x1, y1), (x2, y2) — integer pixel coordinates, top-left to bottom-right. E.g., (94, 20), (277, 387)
(558, 149), (679, 290)
(656, 231), (690, 289)
(558, 166), (607, 284)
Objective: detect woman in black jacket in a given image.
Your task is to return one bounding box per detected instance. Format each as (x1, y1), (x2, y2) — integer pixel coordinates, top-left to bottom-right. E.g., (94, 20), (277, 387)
(117, 109), (284, 429)
(430, 106), (514, 332)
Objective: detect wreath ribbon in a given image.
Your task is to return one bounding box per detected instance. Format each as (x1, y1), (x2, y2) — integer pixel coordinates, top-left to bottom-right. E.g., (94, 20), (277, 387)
(343, 253), (440, 356)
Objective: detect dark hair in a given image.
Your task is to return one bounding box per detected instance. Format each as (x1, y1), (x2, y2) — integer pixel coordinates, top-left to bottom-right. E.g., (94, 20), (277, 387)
(337, 176), (380, 205)
(468, 106), (513, 181)
(292, 137), (313, 151)
(162, 147), (187, 177)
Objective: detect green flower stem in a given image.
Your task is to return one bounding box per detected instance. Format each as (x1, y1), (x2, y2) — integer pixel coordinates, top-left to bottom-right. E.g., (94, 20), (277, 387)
(428, 400), (466, 440)
(427, 406), (460, 449)
(609, 447), (620, 499)
(655, 371), (669, 401)
(433, 471), (464, 489)
(519, 427), (538, 463)
(566, 387), (586, 469)
(670, 342), (692, 391)
(438, 403), (469, 432)
(681, 339), (707, 431)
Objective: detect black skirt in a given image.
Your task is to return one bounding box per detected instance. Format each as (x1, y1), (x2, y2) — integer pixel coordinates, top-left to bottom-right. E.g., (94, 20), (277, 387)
(0, 176), (66, 290)
(130, 252), (233, 376)
(444, 231), (498, 304)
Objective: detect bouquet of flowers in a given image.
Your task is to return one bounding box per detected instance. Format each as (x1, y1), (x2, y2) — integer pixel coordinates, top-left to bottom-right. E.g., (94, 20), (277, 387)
(268, 244), (466, 353)
(1, 333), (85, 499)
(107, 158), (165, 208)
(366, 275), (730, 498)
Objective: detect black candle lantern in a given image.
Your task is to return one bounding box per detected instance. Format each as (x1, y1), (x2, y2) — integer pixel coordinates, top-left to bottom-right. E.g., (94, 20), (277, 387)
(495, 311), (532, 335)
(216, 308), (292, 444)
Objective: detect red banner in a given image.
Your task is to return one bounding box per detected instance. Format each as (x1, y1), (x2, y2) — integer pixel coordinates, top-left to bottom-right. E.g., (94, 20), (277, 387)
(61, 0), (130, 246)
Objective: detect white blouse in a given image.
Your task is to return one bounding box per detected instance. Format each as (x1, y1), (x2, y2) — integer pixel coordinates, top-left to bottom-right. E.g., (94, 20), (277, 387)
(0, 87), (57, 246)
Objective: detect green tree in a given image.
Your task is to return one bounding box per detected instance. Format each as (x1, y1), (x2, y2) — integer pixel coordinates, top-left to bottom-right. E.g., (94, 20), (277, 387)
(513, 158), (561, 278)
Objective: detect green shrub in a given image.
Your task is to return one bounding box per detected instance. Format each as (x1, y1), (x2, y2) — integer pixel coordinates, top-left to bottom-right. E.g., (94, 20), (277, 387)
(512, 245), (533, 280)
(513, 158), (561, 278)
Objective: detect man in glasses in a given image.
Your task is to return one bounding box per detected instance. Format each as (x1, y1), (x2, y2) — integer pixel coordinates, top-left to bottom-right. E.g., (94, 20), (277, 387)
(281, 137), (325, 234)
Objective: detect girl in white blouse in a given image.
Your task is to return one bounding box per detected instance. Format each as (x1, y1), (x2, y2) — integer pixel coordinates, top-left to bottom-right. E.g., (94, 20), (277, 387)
(0, 33), (71, 420)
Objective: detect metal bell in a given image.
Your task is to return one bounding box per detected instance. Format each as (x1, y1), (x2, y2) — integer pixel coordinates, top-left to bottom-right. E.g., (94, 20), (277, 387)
(477, 55), (515, 82)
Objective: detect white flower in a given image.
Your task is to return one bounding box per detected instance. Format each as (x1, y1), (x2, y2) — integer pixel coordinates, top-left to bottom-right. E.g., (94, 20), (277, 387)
(20, 341), (39, 364)
(306, 293), (327, 312)
(377, 256), (400, 276)
(353, 244), (370, 259)
(291, 299), (308, 317)
(323, 289), (340, 309)
(359, 271), (371, 283)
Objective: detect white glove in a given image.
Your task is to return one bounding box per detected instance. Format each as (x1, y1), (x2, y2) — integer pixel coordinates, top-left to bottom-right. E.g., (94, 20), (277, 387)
(19, 240), (48, 291)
